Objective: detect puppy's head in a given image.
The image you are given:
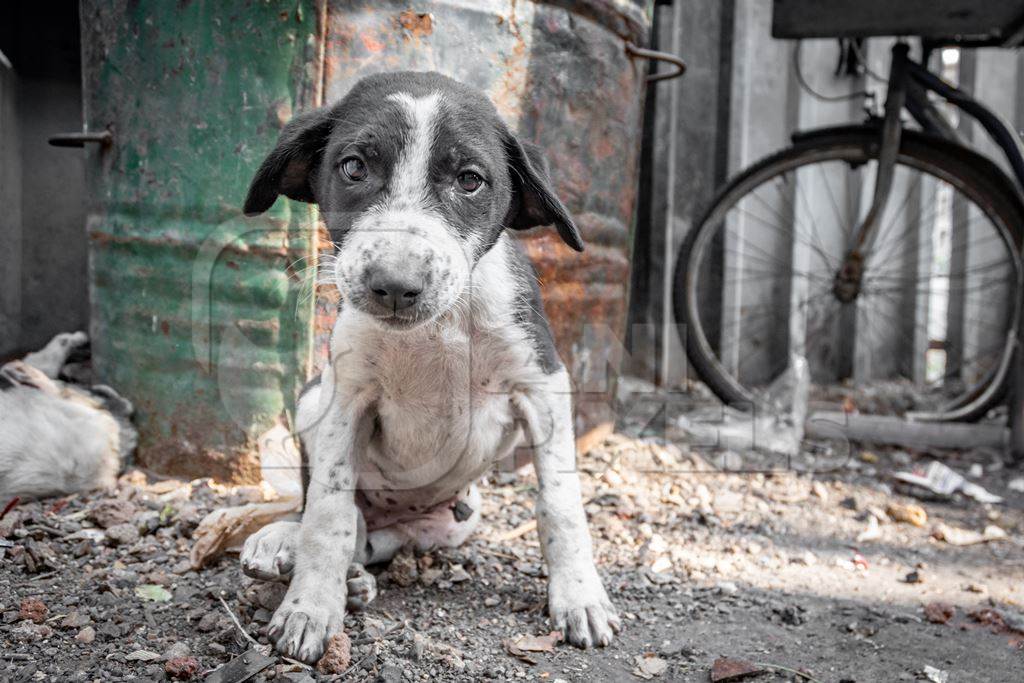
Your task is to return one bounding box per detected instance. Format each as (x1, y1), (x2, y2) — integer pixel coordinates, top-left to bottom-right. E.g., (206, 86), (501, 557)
(244, 71), (582, 330)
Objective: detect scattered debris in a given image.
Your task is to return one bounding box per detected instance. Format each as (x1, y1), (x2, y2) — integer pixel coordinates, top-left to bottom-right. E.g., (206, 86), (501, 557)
(204, 649), (276, 683)
(632, 653), (669, 679)
(933, 523), (1007, 546)
(505, 630), (563, 663)
(125, 650), (162, 662)
(710, 657), (764, 681)
(922, 664), (949, 683)
(923, 602), (955, 625)
(904, 570), (924, 584)
(893, 461), (1003, 504)
(856, 515), (881, 542)
(492, 519), (537, 543)
(18, 598), (46, 624)
(886, 502), (927, 527)
(165, 657), (201, 680)
(135, 584), (172, 602)
(968, 607), (1024, 636)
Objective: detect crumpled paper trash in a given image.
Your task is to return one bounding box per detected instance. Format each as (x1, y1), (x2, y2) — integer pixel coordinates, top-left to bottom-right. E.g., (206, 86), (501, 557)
(893, 460), (1003, 504)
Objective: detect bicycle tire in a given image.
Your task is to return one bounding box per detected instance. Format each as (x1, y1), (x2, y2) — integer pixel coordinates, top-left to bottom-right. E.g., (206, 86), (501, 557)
(673, 126), (1024, 422)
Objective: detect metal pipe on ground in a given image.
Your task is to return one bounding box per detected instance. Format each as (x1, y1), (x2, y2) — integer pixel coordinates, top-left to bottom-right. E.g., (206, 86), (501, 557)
(805, 411), (1008, 450)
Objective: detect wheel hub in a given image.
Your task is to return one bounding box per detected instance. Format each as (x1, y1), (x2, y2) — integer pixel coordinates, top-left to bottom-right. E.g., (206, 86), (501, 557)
(833, 251), (864, 303)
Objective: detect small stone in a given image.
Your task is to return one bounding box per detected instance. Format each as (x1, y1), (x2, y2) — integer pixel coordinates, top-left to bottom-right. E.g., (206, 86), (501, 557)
(90, 499), (138, 529)
(13, 620), (53, 642)
(484, 596), (501, 607)
(61, 611), (90, 629)
(378, 663), (403, 683)
(250, 582), (287, 611)
(163, 641), (191, 660)
(105, 522), (140, 546)
(165, 656), (201, 680)
(793, 550), (817, 566)
(19, 598), (47, 624)
(196, 612), (221, 632)
(316, 632), (352, 674)
(715, 581), (738, 596)
(388, 550), (418, 587)
(449, 564), (471, 583)
(75, 626), (96, 644)
(419, 568), (443, 586)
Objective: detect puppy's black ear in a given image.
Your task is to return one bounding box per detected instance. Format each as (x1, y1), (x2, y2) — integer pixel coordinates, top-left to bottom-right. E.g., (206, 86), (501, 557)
(243, 108), (333, 216)
(502, 131), (584, 252)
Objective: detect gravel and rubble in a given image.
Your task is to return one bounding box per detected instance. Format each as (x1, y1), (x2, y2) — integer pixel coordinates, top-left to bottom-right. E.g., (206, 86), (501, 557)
(1, 385), (1023, 681)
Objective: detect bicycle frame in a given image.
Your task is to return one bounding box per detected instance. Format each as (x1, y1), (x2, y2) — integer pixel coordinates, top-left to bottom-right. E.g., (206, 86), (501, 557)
(836, 42), (1024, 302)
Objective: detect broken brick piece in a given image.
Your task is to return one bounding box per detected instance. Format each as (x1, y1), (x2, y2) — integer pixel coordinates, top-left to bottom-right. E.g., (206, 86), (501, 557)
(316, 632), (352, 674)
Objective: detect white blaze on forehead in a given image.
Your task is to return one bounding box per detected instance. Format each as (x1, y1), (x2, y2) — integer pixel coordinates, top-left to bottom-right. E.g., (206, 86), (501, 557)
(387, 92), (442, 205)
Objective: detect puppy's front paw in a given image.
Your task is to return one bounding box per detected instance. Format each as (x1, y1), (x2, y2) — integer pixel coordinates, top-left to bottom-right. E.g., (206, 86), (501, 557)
(548, 569), (620, 648)
(268, 585), (345, 663)
(241, 521), (299, 582)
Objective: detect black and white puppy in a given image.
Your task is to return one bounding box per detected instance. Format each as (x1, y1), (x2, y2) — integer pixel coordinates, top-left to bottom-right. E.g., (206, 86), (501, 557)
(240, 71), (618, 663)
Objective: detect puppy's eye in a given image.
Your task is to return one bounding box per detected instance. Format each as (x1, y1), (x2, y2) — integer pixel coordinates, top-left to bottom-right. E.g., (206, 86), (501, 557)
(341, 157), (367, 181)
(457, 171), (483, 193)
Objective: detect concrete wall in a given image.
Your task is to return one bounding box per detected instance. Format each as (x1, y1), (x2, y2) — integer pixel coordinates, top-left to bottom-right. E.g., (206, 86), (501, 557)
(0, 2), (88, 358)
(0, 56), (21, 358)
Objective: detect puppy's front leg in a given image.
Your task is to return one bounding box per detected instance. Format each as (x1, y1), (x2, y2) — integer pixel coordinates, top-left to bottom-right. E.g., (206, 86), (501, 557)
(515, 370), (620, 648)
(268, 379), (368, 663)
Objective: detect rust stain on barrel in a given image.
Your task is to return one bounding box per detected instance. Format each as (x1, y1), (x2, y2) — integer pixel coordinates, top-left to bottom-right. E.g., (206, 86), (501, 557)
(397, 10), (434, 39)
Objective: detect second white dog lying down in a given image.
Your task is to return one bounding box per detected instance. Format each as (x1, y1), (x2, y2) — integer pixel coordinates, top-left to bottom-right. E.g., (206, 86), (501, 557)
(0, 333), (135, 500)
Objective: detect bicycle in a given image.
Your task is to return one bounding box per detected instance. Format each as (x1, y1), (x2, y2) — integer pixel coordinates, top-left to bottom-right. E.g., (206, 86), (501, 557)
(672, 31), (1024, 424)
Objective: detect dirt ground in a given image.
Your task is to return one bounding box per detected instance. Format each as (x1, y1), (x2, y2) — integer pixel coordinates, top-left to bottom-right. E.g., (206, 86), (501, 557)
(1, 388), (1023, 682)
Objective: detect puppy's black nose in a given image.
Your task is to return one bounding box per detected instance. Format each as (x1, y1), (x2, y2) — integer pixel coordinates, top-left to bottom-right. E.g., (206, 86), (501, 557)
(368, 272), (422, 312)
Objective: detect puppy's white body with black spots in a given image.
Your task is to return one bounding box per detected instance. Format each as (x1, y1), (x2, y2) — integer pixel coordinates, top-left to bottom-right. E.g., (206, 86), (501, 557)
(240, 72), (618, 663)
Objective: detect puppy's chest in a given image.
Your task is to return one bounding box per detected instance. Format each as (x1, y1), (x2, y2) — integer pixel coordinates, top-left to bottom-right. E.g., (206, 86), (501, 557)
(344, 321), (530, 484)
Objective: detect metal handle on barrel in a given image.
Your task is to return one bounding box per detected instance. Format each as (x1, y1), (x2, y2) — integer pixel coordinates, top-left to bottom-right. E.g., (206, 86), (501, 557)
(625, 42), (686, 83)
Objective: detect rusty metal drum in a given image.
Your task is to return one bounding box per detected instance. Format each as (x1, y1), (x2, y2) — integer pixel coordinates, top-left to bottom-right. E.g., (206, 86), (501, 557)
(316, 0), (654, 435)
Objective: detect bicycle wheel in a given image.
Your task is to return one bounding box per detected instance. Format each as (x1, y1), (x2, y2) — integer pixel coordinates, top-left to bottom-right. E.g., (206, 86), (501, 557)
(673, 127), (1024, 422)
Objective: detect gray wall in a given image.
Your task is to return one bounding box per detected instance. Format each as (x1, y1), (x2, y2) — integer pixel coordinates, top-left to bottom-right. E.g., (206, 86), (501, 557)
(0, 2), (88, 358)
(0, 56), (22, 357)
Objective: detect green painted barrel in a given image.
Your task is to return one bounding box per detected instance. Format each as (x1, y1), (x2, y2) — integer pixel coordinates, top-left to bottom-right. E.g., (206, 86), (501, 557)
(81, 1), (321, 481)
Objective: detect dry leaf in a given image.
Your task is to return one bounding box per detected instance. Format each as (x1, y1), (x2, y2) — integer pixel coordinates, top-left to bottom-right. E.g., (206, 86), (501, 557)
(504, 630), (562, 663)
(632, 653), (669, 679)
(189, 499), (300, 569)
(710, 657), (764, 682)
(135, 584), (172, 602)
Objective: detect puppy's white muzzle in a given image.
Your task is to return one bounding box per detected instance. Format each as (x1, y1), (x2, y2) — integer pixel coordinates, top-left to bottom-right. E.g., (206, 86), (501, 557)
(334, 209), (471, 328)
